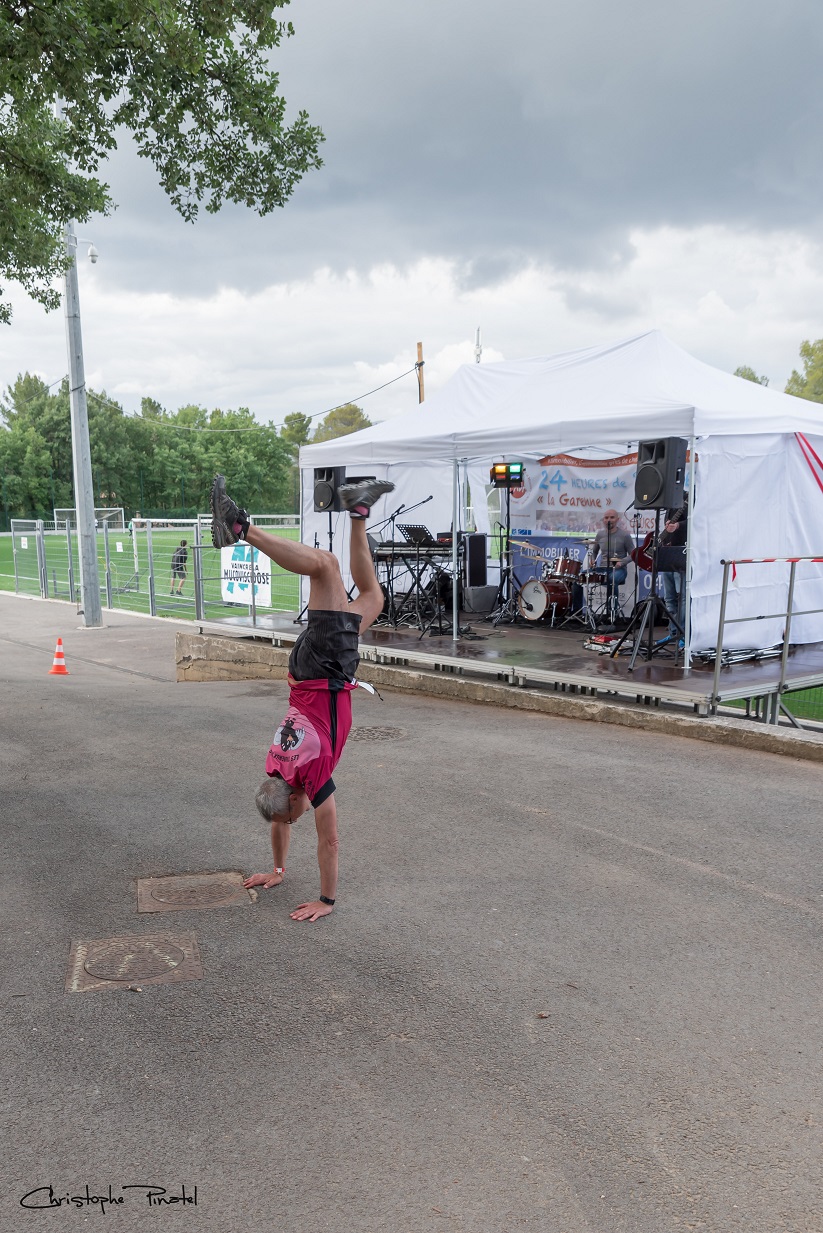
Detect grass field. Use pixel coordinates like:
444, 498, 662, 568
0, 527, 301, 619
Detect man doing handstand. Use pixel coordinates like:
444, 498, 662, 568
210, 473, 394, 922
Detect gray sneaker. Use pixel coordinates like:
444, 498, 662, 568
210, 475, 249, 548
337, 479, 395, 519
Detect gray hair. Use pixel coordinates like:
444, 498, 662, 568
255, 776, 292, 822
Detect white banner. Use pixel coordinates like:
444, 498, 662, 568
220, 544, 272, 606
506, 452, 659, 537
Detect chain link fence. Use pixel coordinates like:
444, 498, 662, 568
1, 515, 301, 624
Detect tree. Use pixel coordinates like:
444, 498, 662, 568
311, 404, 372, 444
734, 365, 768, 386
0, 2, 324, 323
280, 412, 312, 449
0, 373, 298, 517
785, 340, 823, 403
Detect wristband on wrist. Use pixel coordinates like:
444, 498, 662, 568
319, 895, 335, 906
274, 867, 285, 875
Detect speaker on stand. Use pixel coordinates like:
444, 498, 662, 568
313, 467, 346, 513
634, 437, 687, 510
609, 437, 688, 669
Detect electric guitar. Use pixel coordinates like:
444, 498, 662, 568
630, 505, 687, 571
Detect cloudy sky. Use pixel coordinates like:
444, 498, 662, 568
3, 0, 823, 426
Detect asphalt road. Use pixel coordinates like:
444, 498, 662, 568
2, 594, 822, 1233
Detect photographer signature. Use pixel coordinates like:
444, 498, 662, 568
20, 1184, 197, 1213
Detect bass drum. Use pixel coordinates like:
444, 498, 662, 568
517, 578, 573, 622
517, 578, 550, 621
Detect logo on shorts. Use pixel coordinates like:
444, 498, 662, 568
276, 717, 305, 752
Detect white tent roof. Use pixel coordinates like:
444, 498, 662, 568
301, 330, 823, 466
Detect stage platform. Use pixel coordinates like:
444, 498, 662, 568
198, 610, 823, 719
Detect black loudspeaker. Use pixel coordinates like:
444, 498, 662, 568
463, 533, 488, 587
313, 467, 345, 512
634, 438, 687, 509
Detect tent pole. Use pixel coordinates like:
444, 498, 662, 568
683, 434, 697, 669
452, 458, 459, 641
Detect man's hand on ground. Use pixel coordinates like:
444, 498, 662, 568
290, 900, 333, 922
243, 871, 284, 890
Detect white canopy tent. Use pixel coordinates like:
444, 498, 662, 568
300, 331, 823, 653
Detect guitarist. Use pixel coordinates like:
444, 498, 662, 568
659, 504, 688, 642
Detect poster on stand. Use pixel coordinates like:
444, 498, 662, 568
220, 544, 272, 606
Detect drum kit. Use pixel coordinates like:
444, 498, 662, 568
511, 541, 623, 628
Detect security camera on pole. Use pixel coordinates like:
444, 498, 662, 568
63, 220, 103, 627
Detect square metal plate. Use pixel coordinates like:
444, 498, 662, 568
65, 931, 203, 994
136, 871, 256, 914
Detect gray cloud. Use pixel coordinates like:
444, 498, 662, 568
91, 0, 823, 298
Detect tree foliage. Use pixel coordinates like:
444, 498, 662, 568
280, 411, 312, 449
311, 403, 371, 443
0, 373, 296, 522
734, 365, 768, 386
785, 339, 823, 403
0, 1, 324, 323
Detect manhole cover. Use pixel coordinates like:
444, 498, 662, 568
84, 939, 185, 981
151, 879, 239, 906
137, 871, 255, 914
348, 726, 407, 741
66, 932, 202, 994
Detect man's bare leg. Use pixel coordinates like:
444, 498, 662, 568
346, 519, 384, 631
244, 524, 348, 612
211, 474, 392, 617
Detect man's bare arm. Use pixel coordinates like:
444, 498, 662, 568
243, 818, 291, 890
290, 795, 338, 922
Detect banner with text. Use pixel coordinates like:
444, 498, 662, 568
220, 544, 272, 607
506, 453, 659, 538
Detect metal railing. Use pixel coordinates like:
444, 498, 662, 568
711, 554, 823, 724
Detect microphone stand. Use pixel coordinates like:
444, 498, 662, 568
369, 502, 406, 625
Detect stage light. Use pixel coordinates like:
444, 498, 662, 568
490, 461, 524, 488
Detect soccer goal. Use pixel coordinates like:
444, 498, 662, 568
54, 506, 126, 530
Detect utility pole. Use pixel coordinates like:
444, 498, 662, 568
475, 327, 482, 364
64, 220, 103, 626
416, 341, 425, 403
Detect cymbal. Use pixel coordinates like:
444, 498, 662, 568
509, 538, 537, 548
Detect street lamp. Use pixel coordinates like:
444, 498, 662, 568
63, 221, 103, 627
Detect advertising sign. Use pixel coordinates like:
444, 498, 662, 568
220, 544, 272, 607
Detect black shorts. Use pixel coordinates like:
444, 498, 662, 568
288, 608, 361, 685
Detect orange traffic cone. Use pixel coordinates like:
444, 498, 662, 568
49, 637, 69, 676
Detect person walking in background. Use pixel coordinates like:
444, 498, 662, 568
170, 539, 188, 594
